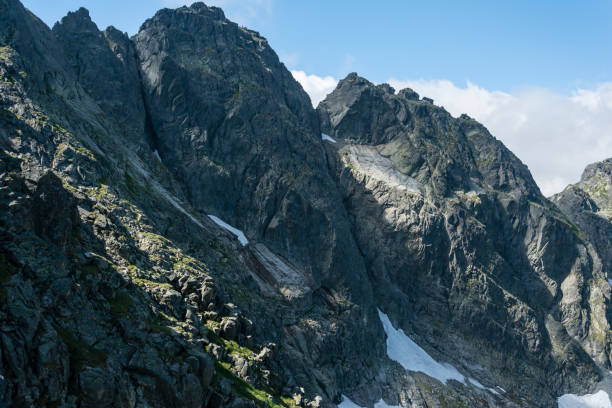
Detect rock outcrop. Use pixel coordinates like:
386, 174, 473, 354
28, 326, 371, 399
0, 1, 610, 407
318, 73, 611, 406
552, 159, 612, 274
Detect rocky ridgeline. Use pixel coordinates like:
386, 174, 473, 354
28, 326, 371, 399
317, 74, 611, 406
552, 159, 612, 274
0, 1, 611, 407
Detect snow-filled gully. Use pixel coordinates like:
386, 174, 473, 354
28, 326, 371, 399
207, 214, 249, 246
379, 308, 609, 407
377, 309, 500, 394
337, 309, 612, 408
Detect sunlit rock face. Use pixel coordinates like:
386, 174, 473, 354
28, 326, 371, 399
552, 158, 612, 274
0, 0, 611, 407
318, 73, 611, 406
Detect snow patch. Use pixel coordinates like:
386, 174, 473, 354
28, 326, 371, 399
378, 309, 464, 384
153, 150, 162, 162
337, 395, 400, 408
558, 390, 612, 408
322, 133, 337, 143
345, 145, 422, 194
207, 215, 248, 246
465, 377, 499, 394
468, 377, 486, 389
378, 309, 499, 395
374, 399, 401, 408
338, 395, 362, 408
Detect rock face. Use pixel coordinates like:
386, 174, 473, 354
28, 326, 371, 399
0, 1, 611, 407
132, 6, 393, 402
552, 159, 612, 273
318, 74, 611, 406
132, 5, 369, 300
52, 7, 148, 147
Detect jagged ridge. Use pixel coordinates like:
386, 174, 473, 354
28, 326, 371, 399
0, 1, 611, 407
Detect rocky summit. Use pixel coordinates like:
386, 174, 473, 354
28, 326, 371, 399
0, 1, 611, 407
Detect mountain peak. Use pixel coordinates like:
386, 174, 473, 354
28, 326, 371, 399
188, 1, 225, 16
582, 157, 612, 182
398, 87, 420, 100
142, 0, 226, 31
337, 72, 373, 90
53, 7, 98, 33
377, 83, 395, 94
2, 1, 611, 407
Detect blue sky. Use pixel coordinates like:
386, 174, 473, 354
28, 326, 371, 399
19, 0, 612, 195
21, 0, 612, 92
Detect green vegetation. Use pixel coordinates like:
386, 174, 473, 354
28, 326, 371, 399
147, 320, 173, 335
73, 145, 96, 160
146, 310, 193, 339
172, 253, 205, 274
55, 326, 108, 371
87, 184, 110, 203
160, 311, 178, 323
225, 338, 255, 359
212, 332, 255, 359
0, 46, 13, 60
214, 361, 297, 408
206, 320, 287, 408
123, 172, 138, 196
133, 276, 172, 290
141, 231, 171, 245
50, 121, 69, 135
345, 159, 355, 171
584, 174, 611, 200
205, 319, 254, 358
54, 141, 96, 161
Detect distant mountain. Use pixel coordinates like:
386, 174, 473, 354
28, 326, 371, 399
0, 1, 610, 407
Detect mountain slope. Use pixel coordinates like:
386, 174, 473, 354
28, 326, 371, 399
552, 158, 612, 274
0, 1, 610, 407
318, 74, 611, 406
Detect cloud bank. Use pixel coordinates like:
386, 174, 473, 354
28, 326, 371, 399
292, 72, 612, 196
290, 70, 338, 107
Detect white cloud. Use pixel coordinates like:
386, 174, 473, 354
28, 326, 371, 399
292, 71, 612, 196
291, 70, 338, 107
572, 83, 612, 111
388, 79, 514, 120
389, 79, 612, 196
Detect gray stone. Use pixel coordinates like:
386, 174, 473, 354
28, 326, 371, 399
0, 1, 609, 407
79, 368, 115, 408
221, 317, 239, 341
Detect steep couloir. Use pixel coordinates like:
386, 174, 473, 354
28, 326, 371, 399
0, 1, 610, 407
